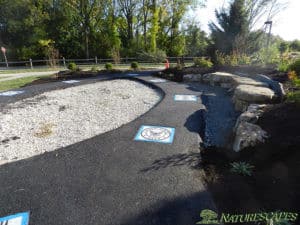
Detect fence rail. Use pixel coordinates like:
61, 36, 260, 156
0, 56, 196, 70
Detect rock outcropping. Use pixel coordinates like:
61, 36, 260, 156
183, 72, 284, 151
233, 104, 268, 152
184, 72, 282, 111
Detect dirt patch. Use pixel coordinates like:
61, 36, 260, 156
34, 123, 56, 138
200, 102, 300, 224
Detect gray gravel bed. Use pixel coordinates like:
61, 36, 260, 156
0, 79, 160, 163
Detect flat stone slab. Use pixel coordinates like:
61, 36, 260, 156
134, 125, 175, 144
203, 72, 235, 84
202, 72, 268, 88
232, 76, 268, 87
183, 74, 202, 82
62, 80, 80, 84
149, 78, 167, 83
0, 90, 25, 96
174, 94, 198, 102
234, 85, 275, 103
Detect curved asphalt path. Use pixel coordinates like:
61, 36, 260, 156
0, 72, 237, 225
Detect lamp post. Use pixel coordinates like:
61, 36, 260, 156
264, 21, 273, 62
264, 21, 273, 50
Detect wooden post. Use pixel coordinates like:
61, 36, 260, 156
29, 59, 33, 69
1, 47, 8, 67
4, 54, 8, 68
95, 56, 98, 64
63, 57, 66, 68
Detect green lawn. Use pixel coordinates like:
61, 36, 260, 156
0, 75, 52, 91
0, 68, 61, 74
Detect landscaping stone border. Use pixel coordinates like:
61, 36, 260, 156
183, 72, 285, 152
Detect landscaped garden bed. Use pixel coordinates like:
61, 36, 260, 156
201, 102, 300, 224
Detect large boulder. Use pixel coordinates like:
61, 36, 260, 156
233, 85, 275, 111
234, 104, 266, 127
202, 72, 235, 87
252, 74, 286, 100
183, 74, 202, 82
233, 104, 269, 152
232, 76, 269, 88
233, 121, 268, 152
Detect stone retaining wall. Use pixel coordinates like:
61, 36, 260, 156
183, 72, 285, 151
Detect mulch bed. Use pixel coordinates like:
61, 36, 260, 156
25, 70, 127, 86
194, 66, 300, 224
200, 102, 300, 224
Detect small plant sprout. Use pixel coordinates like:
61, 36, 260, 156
230, 161, 254, 176
267, 218, 292, 225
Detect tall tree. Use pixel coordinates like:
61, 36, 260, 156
210, 0, 249, 54
185, 24, 208, 56
140, 0, 151, 49
118, 0, 138, 47
210, 0, 286, 55
65, 0, 106, 59
149, 0, 159, 52
0, 0, 52, 59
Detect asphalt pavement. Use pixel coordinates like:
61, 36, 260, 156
0, 73, 237, 225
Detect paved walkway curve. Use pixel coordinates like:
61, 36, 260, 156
0, 72, 236, 225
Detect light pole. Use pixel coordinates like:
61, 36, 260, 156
264, 21, 273, 63
264, 21, 273, 50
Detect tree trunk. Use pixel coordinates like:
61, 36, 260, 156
85, 29, 89, 59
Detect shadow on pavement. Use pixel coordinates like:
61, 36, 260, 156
120, 191, 216, 225
140, 152, 201, 172
184, 110, 205, 134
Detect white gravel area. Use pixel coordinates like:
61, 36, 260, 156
0, 80, 160, 164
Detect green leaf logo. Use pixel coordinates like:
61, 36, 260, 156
196, 209, 220, 224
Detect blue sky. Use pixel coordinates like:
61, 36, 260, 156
192, 0, 300, 41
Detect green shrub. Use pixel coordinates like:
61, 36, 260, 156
215, 51, 226, 66
216, 51, 251, 66
175, 63, 183, 70
193, 57, 213, 68
237, 54, 251, 65
215, 51, 238, 66
225, 54, 238, 66
230, 162, 254, 176
256, 46, 280, 65
105, 63, 113, 70
131, 61, 139, 70
289, 59, 300, 77
287, 91, 300, 104
278, 61, 290, 72
91, 66, 98, 72
137, 49, 167, 63
68, 62, 77, 71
